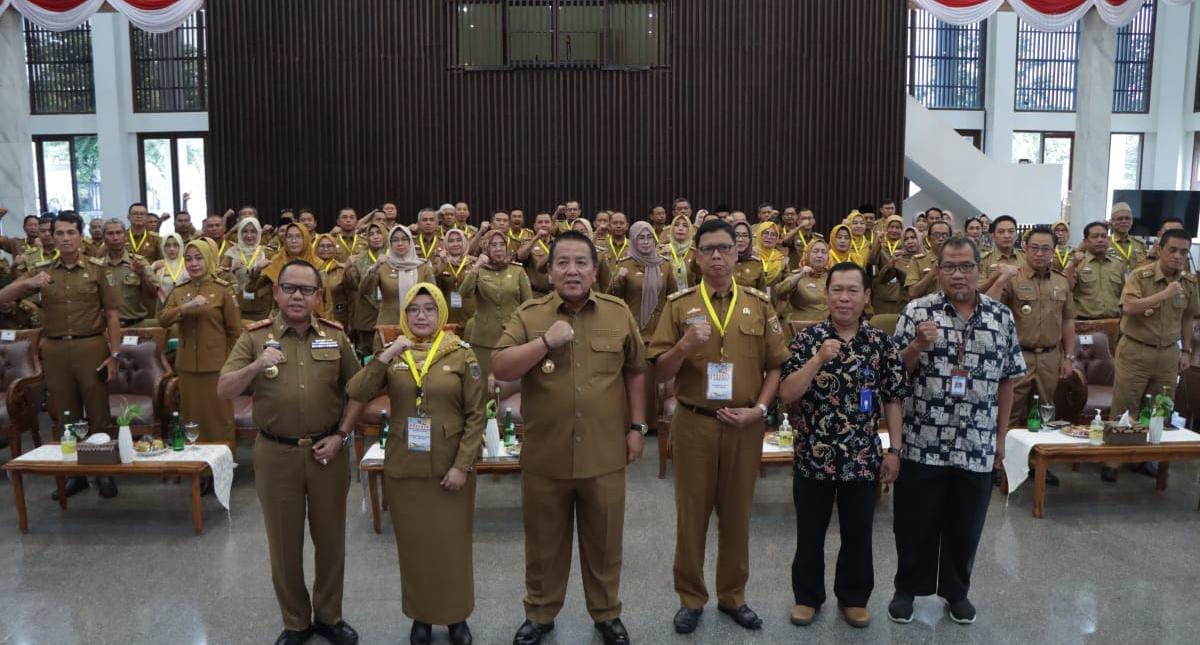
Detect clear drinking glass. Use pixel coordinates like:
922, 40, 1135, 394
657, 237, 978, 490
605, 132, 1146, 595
1039, 403, 1056, 428
72, 420, 89, 442
184, 422, 200, 449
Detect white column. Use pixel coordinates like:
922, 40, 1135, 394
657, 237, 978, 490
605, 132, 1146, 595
1143, 1, 1193, 189
90, 13, 139, 222
0, 11, 37, 219
983, 13, 1018, 163
1068, 10, 1116, 236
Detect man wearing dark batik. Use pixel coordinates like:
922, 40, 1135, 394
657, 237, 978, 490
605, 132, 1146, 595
780, 262, 908, 630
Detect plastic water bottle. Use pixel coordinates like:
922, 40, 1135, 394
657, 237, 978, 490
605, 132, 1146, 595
1088, 409, 1104, 446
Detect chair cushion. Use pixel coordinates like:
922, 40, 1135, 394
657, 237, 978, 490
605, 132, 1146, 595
109, 395, 156, 426
108, 341, 164, 395
0, 392, 9, 426
233, 396, 255, 429
0, 338, 35, 391
1083, 385, 1113, 420
1073, 333, 1115, 387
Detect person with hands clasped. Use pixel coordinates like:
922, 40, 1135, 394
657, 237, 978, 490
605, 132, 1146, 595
346, 282, 483, 645
779, 262, 908, 629
649, 219, 790, 635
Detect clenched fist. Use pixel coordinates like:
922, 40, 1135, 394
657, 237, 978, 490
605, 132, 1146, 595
543, 320, 575, 349
680, 319, 712, 352
256, 346, 285, 371
815, 338, 842, 365
914, 320, 938, 350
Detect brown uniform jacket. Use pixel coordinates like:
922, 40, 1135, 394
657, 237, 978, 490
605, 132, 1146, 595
159, 276, 241, 372
1000, 265, 1075, 349
869, 240, 908, 305
1107, 234, 1148, 274
359, 262, 437, 328
34, 255, 121, 337
523, 239, 554, 295
433, 254, 476, 326
1071, 252, 1125, 319
980, 248, 1025, 283
220, 315, 360, 436
101, 252, 156, 320
346, 341, 484, 478
496, 291, 646, 479
608, 255, 678, 336
461, 262, 532, 349
734, 257, 767, 292
124, 229, 162, 263
1119, 263, 1200, 347
904, 252, 941, 296
347, 250, 383, 332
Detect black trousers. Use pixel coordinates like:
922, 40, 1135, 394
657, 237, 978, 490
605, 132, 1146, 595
892, 460, 992, 602
791, 475, 877, 608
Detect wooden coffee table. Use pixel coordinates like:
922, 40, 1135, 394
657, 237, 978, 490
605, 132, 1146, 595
3, 447, 216, 534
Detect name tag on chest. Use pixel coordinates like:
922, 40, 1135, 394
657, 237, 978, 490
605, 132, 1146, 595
407, 416, 432, 452
311, 339, 339, 350
450, 290, 463, 309
242, 290, 255, 301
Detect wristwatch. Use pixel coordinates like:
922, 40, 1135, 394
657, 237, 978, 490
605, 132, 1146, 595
887, 447, 901, 456
336, 429, 352, 446
629, 423, 648, 436
756, 403, 769, 419
109, 351, 121, 360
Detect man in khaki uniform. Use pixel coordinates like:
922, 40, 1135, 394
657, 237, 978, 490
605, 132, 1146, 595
1063, 222, 1125, 320
0, 211, 122, 498
0, 208, 41, 257
650, 219, 789, 635
327, 207, 366, 263
1107, 202, 1148, 274
990, 228, 1076, 429
1105, 229, 1199, 481
905, 220, 951, 299
978, 215, 1024, 294
516, 213, 556, 298
124, 202, 162, 263
100, 219, 158, 327
492, 231, 647, 645
218, 259, 364, 645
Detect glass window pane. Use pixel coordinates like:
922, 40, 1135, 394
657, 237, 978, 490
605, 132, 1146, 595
1044, 136, 1072, 199
31, 141, 41, 211
74, 135, 101, 218
457, 2, 503, 67
1108, 133, 1141, 207
1012, 132, 1042, 164
142, 138, 175, 215
176, 137, 207, 222
40, 140, 75, 213
906, 9, 985, 110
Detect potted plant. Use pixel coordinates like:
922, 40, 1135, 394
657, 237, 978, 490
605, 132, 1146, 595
116, 399, 142, 463
1148, 385, 1174, 444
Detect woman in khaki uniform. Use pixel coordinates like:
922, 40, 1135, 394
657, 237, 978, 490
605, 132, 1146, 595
732, 220, 766, 291
754, 221, 788, 288
151, 233, 187, 318
261, 222, 322, 315
158, 238, 241, 450
660, 213, 696, 291
360, 225, 436, 349
775, 237, 831, 325
221, 217, 274, 326
433, 228, 475, 328
347, 222, 388, 355
869, 215, 910, 315
461, 228, 531, 378
315, 234, 352, 328
345, 283, 483, 645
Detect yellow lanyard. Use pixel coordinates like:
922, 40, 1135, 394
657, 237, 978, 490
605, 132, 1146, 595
829, 249, 848, 264
885, 239, 901, 255
537, 239, 550, 255
652, 228, 662, 244
128, 230, 149, 254
321, 259, 337, 272
609, 237, 628, 259
338, 234, 358, 254
924, 237, 932, 250
668, 242, 688, 268
418, 235, 437, 259
40, 248, 61, 263
796, 230, 809, 251
239, 246, 262, 269
218, 240, 228, 256
402, 330, 445, 410
1055, 247, 1070, 268
164, 257, 184, 284
699, 279, 738, 359
448, 255, 468, 279
851, 237, 867, 256
368, 248, 379, 264
1110, 235, 1132, 262
508, 229, 521, 243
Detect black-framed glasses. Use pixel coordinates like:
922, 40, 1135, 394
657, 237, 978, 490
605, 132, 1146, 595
405, 305, 439, 318
697, 243, 735, 256
279, 283, 319, 296
939, 262, 978, 275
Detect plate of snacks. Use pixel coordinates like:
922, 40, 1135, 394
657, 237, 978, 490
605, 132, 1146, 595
1060, 425, 1090, 439
764, 432, 781, 446
134, 437, 169, 457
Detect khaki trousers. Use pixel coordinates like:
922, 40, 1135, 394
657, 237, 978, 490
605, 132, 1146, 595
41, 335, 112, 431
1111, 337, 1180, 421
1010, 347, 1061, 427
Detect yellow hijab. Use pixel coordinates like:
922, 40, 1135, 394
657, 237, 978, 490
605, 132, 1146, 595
396, 282, 463, 368
184, 237, 221, 281
828, 224, 861, 267
262, 222, 320, 283
754, 221, 785, 283
313, 233, 341, 273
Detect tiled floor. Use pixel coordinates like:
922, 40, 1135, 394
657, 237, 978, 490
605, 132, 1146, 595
1, 437, 1198, 644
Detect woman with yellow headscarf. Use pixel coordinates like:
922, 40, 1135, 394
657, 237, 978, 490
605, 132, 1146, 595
221, 217, 275, 326
345, 282, 483, 645
776, 237, 831, 325
315, 233, 353, 328
151, 232, 187, 314
828, 223, 863, 267
755, 220, 787, 285
158, 238, 242, 456
844, 211, 872, 267
661, 212, 696, 290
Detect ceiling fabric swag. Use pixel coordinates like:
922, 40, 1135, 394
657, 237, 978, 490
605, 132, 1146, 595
3, 0, 201, 32
914, 0, 1193, 31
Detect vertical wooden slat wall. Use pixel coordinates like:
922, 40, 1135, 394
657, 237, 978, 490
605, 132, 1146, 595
208, 0, 905, 233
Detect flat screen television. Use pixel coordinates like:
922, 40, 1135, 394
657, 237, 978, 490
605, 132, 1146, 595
1111, 190, 1200, 238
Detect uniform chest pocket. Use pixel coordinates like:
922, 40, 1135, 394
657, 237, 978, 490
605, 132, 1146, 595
590, 335, 624, 375
1015, 284, 1038, 302
122, 273, 141, 287
1107, 272, 1124, 287
311, 347, 341, 362
739, 319, 764, 336
1078, 268, 1097, 284
1051, 287, 1066, 302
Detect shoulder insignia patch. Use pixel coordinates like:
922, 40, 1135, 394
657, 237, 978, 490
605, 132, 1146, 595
668, 285, 698, 301
246, 318, 273, 331
743, 286, 770, 302
768, 315, 782, 334
317, 317, 344, 331
468, 361, 481, 381
1139, 268, 1154, 279
88, 256, 106, 266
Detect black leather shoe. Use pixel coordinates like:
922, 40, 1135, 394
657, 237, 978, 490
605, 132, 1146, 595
718, 604, 763, 630
97, 477, 118, 498
312, 620, 358, 645
594, 618, 630, 645
1132, 461, 1159, 478
673, 607, 702, 634
1101, 466, 1119, 482
512, 619, 554, 645
274, 628, 312, 645
410, 621, 432, 645
51, 476, 89, 501
448, 621, 472, 645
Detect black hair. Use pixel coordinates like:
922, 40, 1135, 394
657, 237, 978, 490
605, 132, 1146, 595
694, 218, 736, 246
1025, 226, 1055, 245
715, 204, 731, 213
127, 202, 146, 214
22, 214, 39, 227
672, 197, 690, 208
858, 203, 876, 215
825, 261, 869, 290
925, 207, 943, 217
548, 230, 598, 267
1160, 228, 1192, 245
277, 259, 323, 286
757, 202, 774, 212
915, 213, 928, 221
53, 211, 84, 233
880, 199, 896, 207
1082, 221, 1109, 238
1158, 217, 1185, 234
990, 215, 1017, 234
938, 234, 981, 264
298, 208, 315, 217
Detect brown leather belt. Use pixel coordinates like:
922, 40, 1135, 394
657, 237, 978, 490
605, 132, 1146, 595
1021, 346, 1058, 354
259, 426, 337, 447
46, 332, 102, 341
1123, 336, 1178, 350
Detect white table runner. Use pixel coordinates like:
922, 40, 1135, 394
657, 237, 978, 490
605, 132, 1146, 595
1003, 428, 1200, 493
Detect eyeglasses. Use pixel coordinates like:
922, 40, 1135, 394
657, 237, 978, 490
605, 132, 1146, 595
697, 243, 735, 256
734, 232, 751, 240
279, 283, 319, 296
939, 262, 978, 275
405, 305, 439, 317
929, 231, 950, 240
1025, 244, 1053, 254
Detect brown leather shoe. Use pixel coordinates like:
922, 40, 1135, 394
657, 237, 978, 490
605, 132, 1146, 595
789, 604, 816, 626
841, 605, 871, 628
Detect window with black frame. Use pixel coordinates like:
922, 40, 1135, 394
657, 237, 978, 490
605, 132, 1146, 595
906, 9, 986, 110
23, 20, 95, 115
1112, 0, 1155, 114
1015, 19, 1079, 112
454, 0, 663, 69
131, 9, 208, 112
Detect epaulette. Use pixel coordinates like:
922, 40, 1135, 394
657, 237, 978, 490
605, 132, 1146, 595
318, 317, 344, 331
593, 292, 627, 306
88, 256, 106, 266
913, 253, 927, 260
214, 277, 231, 287
246, 318, 273, 331
510, 261, 523, 267
743, 254, 761, 262
1183, 273, 1197, 284
743, 286, 770, 302
458, 340, 472, 349
518, 292, 556, 309
668, 285, 698, 301
1138, 267, 1154, 279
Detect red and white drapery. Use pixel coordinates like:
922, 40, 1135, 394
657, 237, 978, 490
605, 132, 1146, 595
914, 0, 1195, 31
0, 0, 202, 33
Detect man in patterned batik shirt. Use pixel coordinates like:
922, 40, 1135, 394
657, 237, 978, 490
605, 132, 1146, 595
887, 235, 1025, 627
780, 262, 908, 629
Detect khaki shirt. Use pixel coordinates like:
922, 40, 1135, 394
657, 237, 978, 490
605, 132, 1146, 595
660, 243, 696, 290
609, 256, 678, 336
414, 234, 442, 262
648, 283, 790, 408
980, 248, 1025, 283
220, 315, 360, 436
870, 241, 909, 304
434, 254, 477, 326
1072, 252, 1125, 319
461, 263, 532, 348
359, 262, 437, 328
159, 276, 241, 372
34, 255, 121, 337
496, 291, 647, 479
904, 252, 941, 295
319, 261, 352, 326
328, 232, 366, 264
523, 239, 554, 295
346, 341, 484, 478
786, 230, 822, 268
1000, 265, 1074, 349
102, 253, 154, 320
347, 252, 382, 332
734, 257, 767, 292
1119, 263, 1200, 348
1107, 234, 1148, 273
776, 270, 828, 323
124, 229, 161, 263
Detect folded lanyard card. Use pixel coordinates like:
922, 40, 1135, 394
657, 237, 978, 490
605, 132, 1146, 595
407, 416, 432, 452
707, 361, 734, 401
449, 290, 463, 309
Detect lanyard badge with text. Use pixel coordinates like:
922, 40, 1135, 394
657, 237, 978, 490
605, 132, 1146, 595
401, 330, 445, 452
947, 313, 975, 399
699, 279, 738, 400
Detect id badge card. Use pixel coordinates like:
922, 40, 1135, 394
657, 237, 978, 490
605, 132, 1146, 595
375, 287, 383, 302
950, 369, 968, 399
242, 289, 255, 301
407, 416, 432, 452
449, 290, 463, 309
859, 388, 874, 414
706, 362, 734, 401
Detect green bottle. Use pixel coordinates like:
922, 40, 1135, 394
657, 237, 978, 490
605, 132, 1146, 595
503, 408, 515, 446
171, 412, 185, 451
1138, 394, 1153, 425
379, 411, 390, 449
1027, 394, 1042, 431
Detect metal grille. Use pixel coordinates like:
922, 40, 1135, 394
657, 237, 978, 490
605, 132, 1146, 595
906, 9, 985, 110
22, 20, 96, 115
1113, 0, 1155, 114
1014, 19, 1078, 112
131, 9, 208, 112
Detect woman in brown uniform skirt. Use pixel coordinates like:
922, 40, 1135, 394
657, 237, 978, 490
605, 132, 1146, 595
775, 237, 831, 326
360, 225, 436, 350
460, 228, 531, 379
345, 283, 483, 645
315, 233, 353, 328
158, 238, 241, 452
221, 217, 274, 326
433, 228, 475, 328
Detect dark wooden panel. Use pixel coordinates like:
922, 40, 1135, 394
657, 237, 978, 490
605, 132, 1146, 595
208, 0, 905, 232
